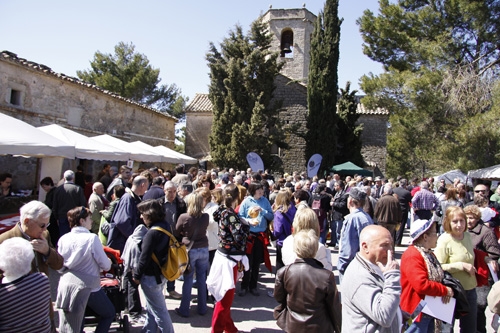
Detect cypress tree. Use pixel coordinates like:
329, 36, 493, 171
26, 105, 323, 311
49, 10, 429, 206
306, 0, 342, 176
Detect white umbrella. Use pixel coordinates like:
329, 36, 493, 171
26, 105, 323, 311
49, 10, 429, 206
0, 113, 75, 158
154, 145, 197, 164
92, 134, 163, 163
130, 141, 180, 164
38, 124, 130, 161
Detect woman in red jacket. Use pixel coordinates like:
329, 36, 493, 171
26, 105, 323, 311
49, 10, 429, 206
400, 219, 454, 332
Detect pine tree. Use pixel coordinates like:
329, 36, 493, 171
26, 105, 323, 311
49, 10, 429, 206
306, 0, 342, 176
336, 82, 364, 166
206, 19, 284, 170
77, 42, 184, 118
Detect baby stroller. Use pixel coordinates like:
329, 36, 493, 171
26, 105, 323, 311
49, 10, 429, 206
84, 246, 130, 332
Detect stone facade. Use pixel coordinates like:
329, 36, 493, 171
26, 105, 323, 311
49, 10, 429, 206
0, 51, 177, 190
184, 94, 213, 160
262, 8, 316, 83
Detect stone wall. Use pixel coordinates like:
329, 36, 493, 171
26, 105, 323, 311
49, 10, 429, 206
357, 114, 388, 174
185, 112, 213, 159
0, 52, 177, 191
273, 74, 309, 173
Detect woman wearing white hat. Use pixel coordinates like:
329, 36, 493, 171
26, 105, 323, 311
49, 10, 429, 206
400, 219, 453, 332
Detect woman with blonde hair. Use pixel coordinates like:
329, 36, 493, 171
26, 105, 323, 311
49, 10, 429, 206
272, 190, 296, 271
435, 206, 477, 332
211, 188, 224, 206
281, 207, 332, 270
175, 192, 210, 317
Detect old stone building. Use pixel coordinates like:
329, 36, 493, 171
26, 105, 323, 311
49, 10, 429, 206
0, 51, 177, 190
185, 7, 388, 174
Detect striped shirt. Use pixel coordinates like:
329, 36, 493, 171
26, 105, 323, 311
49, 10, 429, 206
0, 272, 51, 333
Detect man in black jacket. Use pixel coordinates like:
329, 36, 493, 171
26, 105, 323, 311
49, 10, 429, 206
392, 179, 412, 246
329, 180, 349, 247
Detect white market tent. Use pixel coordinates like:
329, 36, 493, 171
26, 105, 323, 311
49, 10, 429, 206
154, 145, 197, 165
38, 124, 130, 161
468, 164, 500, 181
435, 169, 471, 186
92, 134, 163, 163
0, 113, 75, 158
130, 141, 179, 164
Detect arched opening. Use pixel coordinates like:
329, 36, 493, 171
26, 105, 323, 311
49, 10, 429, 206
280, 29, 294, 58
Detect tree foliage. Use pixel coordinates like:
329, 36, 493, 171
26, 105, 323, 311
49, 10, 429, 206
206, 19, 285, 170
336, 82, 364, 166
77, 42, 185, 119
358, 0, 500, 178
306, 0, 342, 176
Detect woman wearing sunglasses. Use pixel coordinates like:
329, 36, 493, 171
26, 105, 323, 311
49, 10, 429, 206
56, 206, 114, 333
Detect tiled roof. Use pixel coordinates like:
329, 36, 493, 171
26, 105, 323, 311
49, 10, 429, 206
0, 51, 176, 120
185, 93, 213, 112
185, 93, 389, 115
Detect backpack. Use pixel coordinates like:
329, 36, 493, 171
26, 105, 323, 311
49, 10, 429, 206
311, 195, 327, 231
151, 226, 189, 281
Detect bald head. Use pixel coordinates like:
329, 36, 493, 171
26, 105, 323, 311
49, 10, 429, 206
359, 225, 393, 265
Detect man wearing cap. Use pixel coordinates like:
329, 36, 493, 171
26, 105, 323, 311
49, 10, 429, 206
342, 225, 401, 333
411, 181, 440, 220
371, 177, 384, 199
338, 187, 374, 281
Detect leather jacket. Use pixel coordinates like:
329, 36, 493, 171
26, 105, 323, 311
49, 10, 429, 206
274, 258, 342, 332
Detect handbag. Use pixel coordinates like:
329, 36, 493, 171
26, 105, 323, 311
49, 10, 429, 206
273, 264, 292, 331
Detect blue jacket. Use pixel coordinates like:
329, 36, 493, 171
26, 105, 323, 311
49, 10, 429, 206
107, 190, 142, 253
238, 196, 273, 233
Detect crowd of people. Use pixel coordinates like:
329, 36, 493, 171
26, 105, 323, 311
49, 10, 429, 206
1, 164, 500, 333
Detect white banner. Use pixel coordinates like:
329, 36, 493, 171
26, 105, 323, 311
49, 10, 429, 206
307, 154, 323, 178
246, 152, 264, 172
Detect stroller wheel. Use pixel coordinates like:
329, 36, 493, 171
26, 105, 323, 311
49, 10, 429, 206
121, 314, 129, 333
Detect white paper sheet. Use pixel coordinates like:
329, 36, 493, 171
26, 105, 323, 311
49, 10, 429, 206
421, 295, 456, 324
488, 261, 499, 282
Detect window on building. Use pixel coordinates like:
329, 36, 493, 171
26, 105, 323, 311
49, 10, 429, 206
280, 29, 294, 58
10, 89, 22, 106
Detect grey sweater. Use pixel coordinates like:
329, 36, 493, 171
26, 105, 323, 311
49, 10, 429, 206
341, 254, 401, 333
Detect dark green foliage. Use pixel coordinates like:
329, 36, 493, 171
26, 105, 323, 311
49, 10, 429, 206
336, 82, 364, 166
358, 0, 500, 178
306, 0, 342, 176
77, 42, 185, 119
206, 19, 285, 170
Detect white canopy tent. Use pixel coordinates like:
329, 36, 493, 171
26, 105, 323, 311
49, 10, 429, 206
92, 134, 163, 163
154, 145, 197, 165
38, 124, 130, 161
435, 169, 472, 186
468, 164, 500, 181
130, 141, 180, 164
0, 113, 75, 158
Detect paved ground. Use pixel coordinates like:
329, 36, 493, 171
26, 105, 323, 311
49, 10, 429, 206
78, 229, 496, 333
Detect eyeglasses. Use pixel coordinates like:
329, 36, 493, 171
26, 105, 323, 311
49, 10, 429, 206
38, 222, 50, 229
475, 190, 487, 194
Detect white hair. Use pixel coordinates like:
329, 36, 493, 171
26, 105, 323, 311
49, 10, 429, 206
63, 170, 74, 181
383, 184, 393, 195
0, 238, 34, 278
92, 182, 103, 191
20, 201, 51, 223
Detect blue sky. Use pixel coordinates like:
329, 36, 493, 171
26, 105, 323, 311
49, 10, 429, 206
0, 0, 383, 102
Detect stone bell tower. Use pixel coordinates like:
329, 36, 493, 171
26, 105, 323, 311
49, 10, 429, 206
261, 6, 316, 83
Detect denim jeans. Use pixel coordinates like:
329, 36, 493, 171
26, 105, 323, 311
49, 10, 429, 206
330, 220, 343, 246
140, 274, 174, 333
85, 288, 116, 333
406, 313, 434, 333
178, 247, 209, 316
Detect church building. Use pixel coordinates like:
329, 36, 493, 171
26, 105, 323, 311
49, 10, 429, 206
185, 6, 388, 174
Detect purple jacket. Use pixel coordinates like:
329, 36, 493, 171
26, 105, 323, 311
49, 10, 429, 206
272, 205, 296, 247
